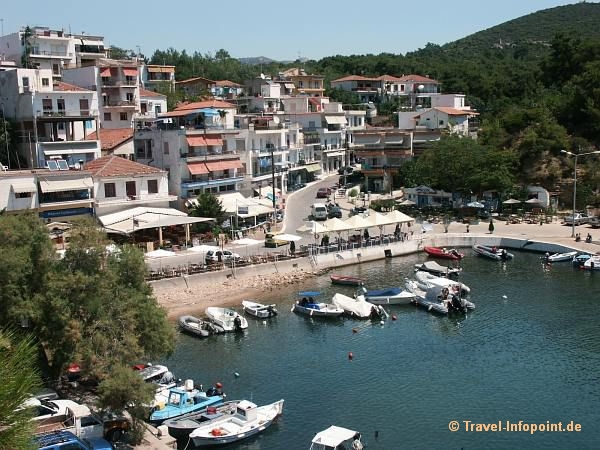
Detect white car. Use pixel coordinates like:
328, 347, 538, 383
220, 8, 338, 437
564, 213, 589, 226
205, 249, 241, 263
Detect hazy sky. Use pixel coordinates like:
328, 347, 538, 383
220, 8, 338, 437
0, 0, 581, 61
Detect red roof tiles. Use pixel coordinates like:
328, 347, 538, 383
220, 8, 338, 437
85, 128, 133, 151
84, 155, 162, 177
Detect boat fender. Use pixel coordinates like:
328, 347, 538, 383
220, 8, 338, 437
156, 401, 165, 410
348, 352, 354, 360
211, 428, 222, 436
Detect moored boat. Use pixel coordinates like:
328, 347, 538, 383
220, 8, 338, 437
423, 246, 464, 260
414, 271, 471, 296
546, 251, 578, 263
414, 260, 462, 277
406, 279, 475, 315
361, 286, 415, 305
149, 380, 224, 424
573, 253, 592, 267
164, 400, 240, 441
205, 307, 248, 332
241, 300, 278, 319
331, 292, 387, 319
188, 399, 284, 447
292, 292, 344, 318
582, 254, 600, 270
330, 274, 365, 286
473, 244, 514, 261
310, 425, 364, 450
179, 315, 224, 337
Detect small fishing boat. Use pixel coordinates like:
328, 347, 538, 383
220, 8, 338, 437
582, 254, 600, 270
361, 286, 416, 305
414, 271, 471, 296
331, 292, 387, 319
292, 292, 344, 318
573, 253, 592, 267
406, 279, 475, 315
188, 399, 284, 447
205, 307, 248, 332
310, 425, 364, 450
330, 274, 365, 286
149, 380, 224, 424
545, 251, 578, 263
414, 260, 462, 277
164, 400, 240, 441
423, 246, 464, 260
241, 300, 278, 319
473, 244, 514, 261
179, 315, 224, 337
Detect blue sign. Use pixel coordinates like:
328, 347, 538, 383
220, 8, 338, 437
41, 207, 93, 219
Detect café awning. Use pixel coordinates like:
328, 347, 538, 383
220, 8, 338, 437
325, 116, 347, 125
11, 180, 37, 193
122, 68, 138, 77
39, 177, 93, 193
303, 163, 321, 173
205, 160, 243, 171
187, 162, 209, 175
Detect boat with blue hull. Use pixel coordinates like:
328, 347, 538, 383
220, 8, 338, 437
292, 292, 344, 318
362, 286, 415, 305
149, 380, 224, 424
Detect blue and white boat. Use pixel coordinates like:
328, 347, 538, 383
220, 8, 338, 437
149, 380, 224, 424
292, 292, 344, 318
362, 286, 416, 305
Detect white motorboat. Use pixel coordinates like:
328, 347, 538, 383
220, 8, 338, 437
205, 307, 248, 332
414, 260, 462, 277
292, 292, 344, 318
414, 271, 471, 296
331, 292, 387, 319
310, 425, 364, 450
406, 279, 475, 315
188, 399, 284, 447
473, 244, 514, 261
545, 251, 578, 263
241, 300, 278, 319
179, 315, 224, 337
360, 286, 415, 305
583, 254, 600, 270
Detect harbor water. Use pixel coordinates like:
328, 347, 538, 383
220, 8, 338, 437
162, 251, 600, 449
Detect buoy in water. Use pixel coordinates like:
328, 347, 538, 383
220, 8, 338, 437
392, 315, 397, 321
380, 320, 385, 325
234, 372, 240, 378
502, 295, 507, 299
348, 352, 353, 361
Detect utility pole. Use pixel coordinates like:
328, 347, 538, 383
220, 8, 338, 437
271, 145, 276, 222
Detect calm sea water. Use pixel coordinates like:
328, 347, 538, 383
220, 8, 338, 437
162, 251, 600, 450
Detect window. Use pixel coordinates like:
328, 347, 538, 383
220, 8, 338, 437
104, 112, 112, 121
148, 179, 158, 194
16, 192, 32, 199
104, 183, 116, 198
126, 92, 134, 102
42, 99, 53, 114
163, 142, 169, 155
154, 104, 162, 114
22, 77, 29, 88
120, 112, 128, 121
126, 181, 136, 199
42, 78, 50, 87
52, 63, 60, 76
57, 99, 65, 114
79, 99, 89, 115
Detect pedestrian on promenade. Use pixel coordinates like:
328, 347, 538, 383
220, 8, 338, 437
489, 219, 495, 234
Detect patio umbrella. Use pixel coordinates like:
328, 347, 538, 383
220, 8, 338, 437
343, 214, 371, 230
398, 199, 416, 206
273, 233, 302, 242
525, 198, 542, 204
296, 221, 330, 235
467, 201, 485, 208
502, 198, 521, 205
230, 237, 263, 257
145, 249, 176, 258
323, 217, 352, 233
384, 210, 415, 224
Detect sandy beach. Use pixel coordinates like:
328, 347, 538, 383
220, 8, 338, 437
151, 217, 599, 320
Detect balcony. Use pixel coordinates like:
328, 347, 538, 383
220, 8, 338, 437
29, 50, 71, 59
101, 79, 138, 87
184, 152, 236, 162
102, 100, 137, 108
95, 193, 176, 206
36, 109, 98, 119
181, 175, 243, 190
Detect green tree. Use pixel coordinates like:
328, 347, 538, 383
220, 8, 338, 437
0, 329, 41, 450
188, 192, 223, 231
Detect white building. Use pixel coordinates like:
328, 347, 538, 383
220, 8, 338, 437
0, 68, 100, 168
84, 155, 176, 216
0, 171, 38, 212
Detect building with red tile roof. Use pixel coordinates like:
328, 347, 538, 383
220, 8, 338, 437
86, 128, 134, 157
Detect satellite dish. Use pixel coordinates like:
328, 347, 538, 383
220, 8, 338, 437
418, 84, 425, 91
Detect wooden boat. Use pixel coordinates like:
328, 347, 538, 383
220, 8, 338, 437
164, 400, 240, 441
310, 425, 364, 450
414, 260, 462, 278
205, 307, 248, 332
149, 380, 224, 424
179, 315, 224, 337
423, 246, 464, 260
188, 399, 284, 447
292, 292, 344, 318
330, 274, 365, 286
546, 251, 578, 263
472, 244, 514, 261
242, 300, 278, 319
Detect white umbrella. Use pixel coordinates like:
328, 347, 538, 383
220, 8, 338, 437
273, 233, 302, 242
502, 198, 521, 205
187, 244, 220, 253
145, 249, 176, 258
343, 214, 371, 230
525, 198, 541, 204
231, 238, 263, 246
296, 221, 330, 235
398, 199, 416, 206
384, 210, 415, 224
467, 201, 485, 208
323, 217, 352, 232
363, 211, 395, 227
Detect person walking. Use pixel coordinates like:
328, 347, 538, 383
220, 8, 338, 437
489, 219, 495, 234
289, 240, 296, 256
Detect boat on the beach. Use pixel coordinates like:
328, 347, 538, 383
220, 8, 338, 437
414, 260, 462, 278
179, 315, 224, 337
473, 244, 514, 261
164, 400, 240, 441
331, 292, 387, 319
330, 274, 365, 286
423, 246, 464, 260
545, 251, 578, 263
241, 300, 278, 319
414, 271, 471, 296
149, 380, 224, 424
310, 425, 364, 450
406, 279, 475, 315
188, 399, 284, 447
205, 307, 248, 332
361, 286, 416, 305
292, 292, 344, 318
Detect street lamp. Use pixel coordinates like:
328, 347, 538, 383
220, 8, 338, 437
561, 148, 600, 238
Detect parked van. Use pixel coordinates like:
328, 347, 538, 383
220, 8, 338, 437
311, 203, 328, 221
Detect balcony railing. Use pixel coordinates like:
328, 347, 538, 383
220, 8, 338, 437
36, 109, 98, 118
103, 100, 137, 108
30, 50, 71, 58
101, 79, 138, 87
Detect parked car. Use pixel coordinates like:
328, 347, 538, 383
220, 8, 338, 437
327, 205, 343, 219
35, 430, 113, 450
589, 216, 600, 228
337, 166, 354, 175
349, 206, 367, 216
564, 213, 589, 226
316, 187, 331, 198
205, 249, 241, 263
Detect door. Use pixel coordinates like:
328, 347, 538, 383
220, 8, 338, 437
126, 181, 136, 199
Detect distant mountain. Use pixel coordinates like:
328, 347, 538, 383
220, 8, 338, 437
238, 56, 277, 65
443, 2, 600, 55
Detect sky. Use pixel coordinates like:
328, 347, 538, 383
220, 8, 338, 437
0, 0, 584, 61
